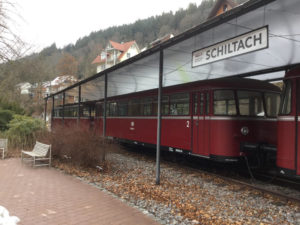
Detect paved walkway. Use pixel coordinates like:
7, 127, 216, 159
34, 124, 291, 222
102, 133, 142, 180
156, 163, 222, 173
0, 158, 159, 225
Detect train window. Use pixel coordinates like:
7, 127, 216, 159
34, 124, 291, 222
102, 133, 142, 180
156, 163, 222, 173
200, 94, 204, 115
59, 108, 64, 117
106, 103, 110, 116
109, 102, 117, 116
53, 108, 62, 117
162, 96, 169, 115
193, 94, 198, 115
153, 96, 169, 115
117, 101, 128, 116
237, 91, 264, 116
170, 93, 189, 115
73, 107, 79, 117
63, 108, 68, 117
95, 103, 103, 117
141, 98, 152, 116
264, 93, 280, 117
90, 106, 95, 117
206, 93, 210, 115
280, 81, 292, 115
128, 99, 140, 116
64, 106, 78, 117
213, 90, 236, 115
80, 105, 90, 117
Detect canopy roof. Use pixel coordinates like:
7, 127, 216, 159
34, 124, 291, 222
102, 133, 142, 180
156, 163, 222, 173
48, 0, 300, 103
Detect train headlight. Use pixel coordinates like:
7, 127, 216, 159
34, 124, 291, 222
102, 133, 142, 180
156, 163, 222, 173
241, 126, 249, 136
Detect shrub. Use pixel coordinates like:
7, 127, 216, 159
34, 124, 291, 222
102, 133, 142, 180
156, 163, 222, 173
6, 115, 46, 148
0, 109, 14, 131
0, 98, 25, 115
48, 125, 118, 169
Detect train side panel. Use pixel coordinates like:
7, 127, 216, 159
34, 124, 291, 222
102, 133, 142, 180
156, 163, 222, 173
63, 118, 77, 128
94, 117, 103, 136
277, 118, 296, 171
276, 67, 300, 177
51, 118, 63, 130
106, 117, 192, 150
210, 118, 277, 158
79, 118, 91, 131
161, 118, 192, 150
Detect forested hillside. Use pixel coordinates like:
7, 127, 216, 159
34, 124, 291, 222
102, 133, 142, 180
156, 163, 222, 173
0, 0, 247, 109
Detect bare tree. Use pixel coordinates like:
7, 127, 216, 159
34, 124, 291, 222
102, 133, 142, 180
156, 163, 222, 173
57, 53, 78, 76
0, 0, 25, 62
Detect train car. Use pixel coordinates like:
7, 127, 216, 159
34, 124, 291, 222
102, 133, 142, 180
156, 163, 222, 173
277, 66, 300, 178
52, 77, 281, 163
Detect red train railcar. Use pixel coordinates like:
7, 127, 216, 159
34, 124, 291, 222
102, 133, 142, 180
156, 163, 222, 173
277, 67, 300, 178
52, 77, 280, 163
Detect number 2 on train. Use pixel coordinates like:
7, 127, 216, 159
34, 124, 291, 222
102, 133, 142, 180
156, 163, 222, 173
186, 121, 190, 128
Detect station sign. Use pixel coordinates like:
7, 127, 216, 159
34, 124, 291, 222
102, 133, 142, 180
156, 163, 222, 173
192, 26, 268, 67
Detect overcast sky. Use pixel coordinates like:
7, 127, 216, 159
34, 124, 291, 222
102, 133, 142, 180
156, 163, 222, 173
12, 0, 199, 52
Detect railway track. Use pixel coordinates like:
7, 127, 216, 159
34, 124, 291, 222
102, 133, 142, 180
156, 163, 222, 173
184, 156, 300, 205
125, 145, 300, 205
203, 169, 300, 205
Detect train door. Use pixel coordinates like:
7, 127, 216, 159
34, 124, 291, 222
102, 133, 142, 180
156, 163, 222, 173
297, 80, 300, 175
192, 92, 210, 156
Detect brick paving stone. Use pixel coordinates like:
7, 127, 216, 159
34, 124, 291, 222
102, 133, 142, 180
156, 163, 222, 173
0, 159, 160, 225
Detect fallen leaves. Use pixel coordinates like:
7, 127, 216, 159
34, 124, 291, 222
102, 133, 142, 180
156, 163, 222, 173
52, 153, 300, 225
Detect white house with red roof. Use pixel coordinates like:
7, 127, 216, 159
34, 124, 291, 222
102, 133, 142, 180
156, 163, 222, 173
92, 40, 140, 73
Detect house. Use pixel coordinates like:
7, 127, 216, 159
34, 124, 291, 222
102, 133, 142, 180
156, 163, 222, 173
16, 82, 32, 95
44, 75, 78, 100
207, 0, 238, 19
92, 40, 140, 73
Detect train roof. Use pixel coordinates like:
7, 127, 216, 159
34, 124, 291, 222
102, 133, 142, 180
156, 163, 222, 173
102, 77, 281, 101
166, 77, 281, 92
285, 66, 300, 79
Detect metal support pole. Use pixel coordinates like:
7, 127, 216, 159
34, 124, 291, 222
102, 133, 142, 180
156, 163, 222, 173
62, 92, 65, 126
44, 96, 48, 123
52, 96, 55, 126
77, 86, 81, 126
103, 73, 108, 137
156, 50, 163, 185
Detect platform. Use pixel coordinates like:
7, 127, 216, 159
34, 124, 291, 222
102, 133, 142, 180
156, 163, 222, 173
0, 158, 159, 225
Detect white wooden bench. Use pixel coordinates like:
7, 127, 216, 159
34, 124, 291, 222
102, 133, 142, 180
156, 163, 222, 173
21, 141, 51, 167
0, 139, 8, 159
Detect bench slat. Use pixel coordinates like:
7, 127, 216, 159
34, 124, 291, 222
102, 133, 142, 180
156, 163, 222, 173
21, 141, 51, 167
32, 142, 50, 157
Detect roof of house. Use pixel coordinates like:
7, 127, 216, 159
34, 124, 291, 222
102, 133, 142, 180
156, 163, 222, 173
42, 75, 78, 88
92, 40, 138, 65
207, 0, 238, 19
109, 40, 136, 52
16, 82, 32, 88
91, 55, 106, 64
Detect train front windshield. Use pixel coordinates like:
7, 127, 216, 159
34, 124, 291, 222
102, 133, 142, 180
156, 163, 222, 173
279, 80, 292, 115
213, 90, 280, 117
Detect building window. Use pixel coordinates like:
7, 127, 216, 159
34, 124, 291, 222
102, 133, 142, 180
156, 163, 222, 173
127, 53, 131, 58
